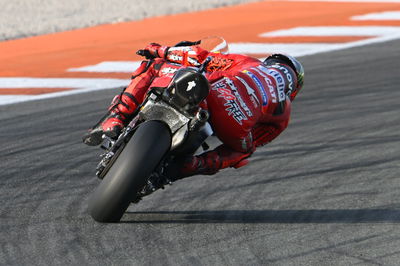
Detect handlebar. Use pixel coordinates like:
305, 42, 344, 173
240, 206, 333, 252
197, 56, 212, 74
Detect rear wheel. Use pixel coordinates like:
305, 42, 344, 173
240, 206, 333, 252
88, 120, 171, 223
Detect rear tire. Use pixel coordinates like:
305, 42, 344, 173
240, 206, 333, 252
88, 120, 171, 223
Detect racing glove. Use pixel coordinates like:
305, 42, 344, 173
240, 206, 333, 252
137, 43, 169, 59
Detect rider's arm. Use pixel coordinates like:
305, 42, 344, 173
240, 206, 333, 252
123, 59, 161, 104
141, 43, 209, 66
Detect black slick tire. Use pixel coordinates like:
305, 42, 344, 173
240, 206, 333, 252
88, 120, 171, 223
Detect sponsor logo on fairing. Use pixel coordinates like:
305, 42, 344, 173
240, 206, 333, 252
212, 79, 247, 125
242, 70, 268, 106
187, 57, 201, 66
168, 54, 184, 62
186, 81, 196, 91
167, 47, 201, 66
161, 67, 178, 75
167, 54, 200, 66
168, 47, 192, 52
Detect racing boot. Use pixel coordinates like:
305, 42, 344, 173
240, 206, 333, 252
165, 145, 253, 180
133, 145, 253, 202
83, 92, 138, 146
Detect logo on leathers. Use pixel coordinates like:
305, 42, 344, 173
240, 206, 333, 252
257, 65, 286, 102
251, 67, 278, 103
212, 79, 247, 125
226, 78, 252, 117
235, 75, 260, 108
242, 70, 268, 106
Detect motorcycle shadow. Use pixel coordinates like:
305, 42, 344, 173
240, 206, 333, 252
122, 209, 400, 224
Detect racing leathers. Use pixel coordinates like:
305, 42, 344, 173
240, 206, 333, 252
84, 43, 301, 180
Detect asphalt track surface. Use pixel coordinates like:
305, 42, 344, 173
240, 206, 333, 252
1, 39, 400, 265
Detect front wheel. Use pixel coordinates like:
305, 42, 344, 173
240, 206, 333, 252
88, 120, 171, 223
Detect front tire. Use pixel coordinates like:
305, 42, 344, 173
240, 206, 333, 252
88, 120, 171, 223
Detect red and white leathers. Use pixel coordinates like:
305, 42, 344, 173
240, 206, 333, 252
97, 44, 299, 179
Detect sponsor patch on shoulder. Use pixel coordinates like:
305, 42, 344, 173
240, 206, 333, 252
242, 70, 268, 106
235, 75, 260, 108
257, 65, 286, 102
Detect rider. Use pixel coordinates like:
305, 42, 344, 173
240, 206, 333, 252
84, 39, 304, 181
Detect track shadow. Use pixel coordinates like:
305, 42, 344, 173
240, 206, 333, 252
122, 209, 400, 224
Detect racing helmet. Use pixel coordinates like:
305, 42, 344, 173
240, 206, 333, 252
263, 54, 304, 101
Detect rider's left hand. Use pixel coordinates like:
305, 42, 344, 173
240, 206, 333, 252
137, 43, 169, 59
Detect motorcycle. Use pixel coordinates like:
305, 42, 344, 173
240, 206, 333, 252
87, 37, 227, 223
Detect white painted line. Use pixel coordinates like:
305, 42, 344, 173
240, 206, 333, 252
232, 26, 400, 57
352, 11, 400, 21
0, 95, 36, 105
230, 43, 343, 57
0, 77, 128, 89
260, 26, 400, 37
0, 78, 129, 105
68, 61, 141, 73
